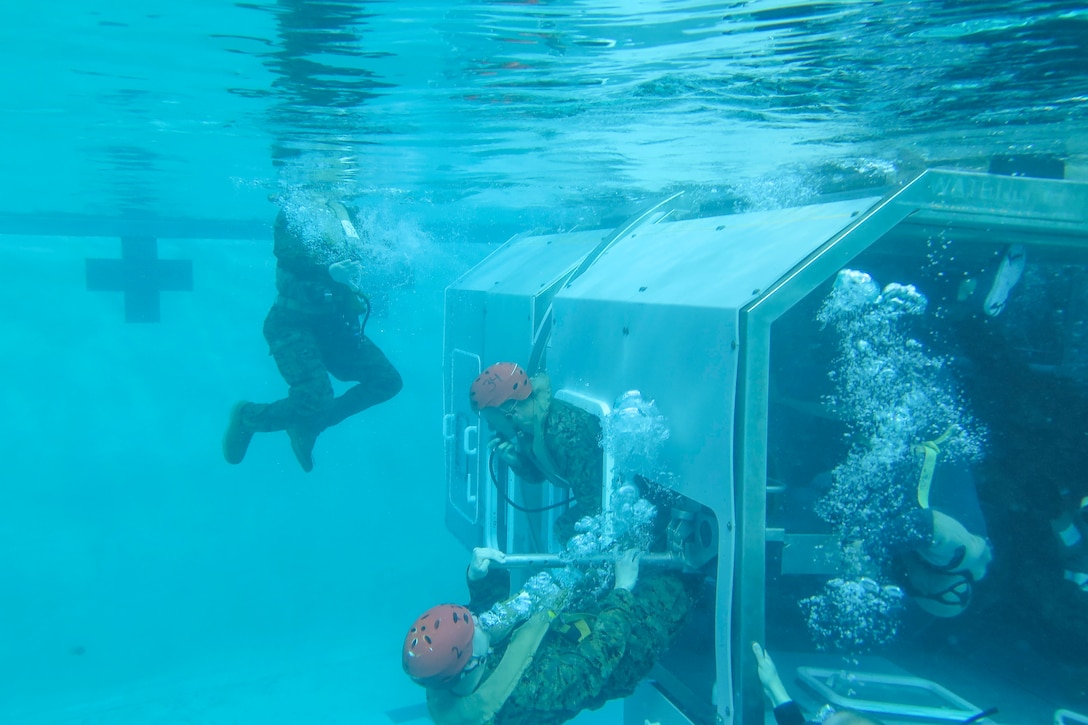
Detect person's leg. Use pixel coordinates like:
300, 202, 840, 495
223, 307, 334, 471
222, 400, 257, 465
255, 308, 336, 425
321, 332, 403, 428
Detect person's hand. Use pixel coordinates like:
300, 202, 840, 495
488, 437, 521, 468
751, 642, 791, 707
328, 260, 364, 292
614, 549, 641, 592
468, 547, 506, 581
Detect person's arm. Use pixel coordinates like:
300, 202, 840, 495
509, 551, 639, 710
752, 642, 791, 706
466, 547, 512, 613
490, 437, 547, 484
772, 701, 806, 725
752, 643, 806, 725
545, 402, 603, 503
509, 451, 546, 483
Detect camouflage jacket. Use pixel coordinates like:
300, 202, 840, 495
272, 208, 364, 312
508, 398, 603, 509
463, 569, 692, 725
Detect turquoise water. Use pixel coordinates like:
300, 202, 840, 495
2, 1, 1085, 224
2, 1, 1087, 723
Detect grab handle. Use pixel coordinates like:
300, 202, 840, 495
463, 425, 479, 457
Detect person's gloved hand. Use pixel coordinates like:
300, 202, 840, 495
469, 547, 506, 581
614, 549, 641, 591
751, 642, 791, 707
488, 437, 521, 468
328, 260, 364, 293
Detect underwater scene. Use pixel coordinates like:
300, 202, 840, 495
2, 1, 1087, 724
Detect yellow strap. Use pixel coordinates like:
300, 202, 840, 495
553, 614, 593, 643
570, 618, 592, 641
913, 426, 956, 509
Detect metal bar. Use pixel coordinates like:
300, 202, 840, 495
492, 552, 682, 569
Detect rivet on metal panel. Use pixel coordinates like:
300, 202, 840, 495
726, 521, 734, 531
730, 340, 737, 350
751, 288, 760, 295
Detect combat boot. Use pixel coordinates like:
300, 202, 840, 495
223, 401, 258, 464
286, 423, 320, 473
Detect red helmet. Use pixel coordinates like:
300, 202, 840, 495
469, 363, 532, 413
402, 603, 475, 688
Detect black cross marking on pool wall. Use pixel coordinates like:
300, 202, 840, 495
85, 237, 193, 323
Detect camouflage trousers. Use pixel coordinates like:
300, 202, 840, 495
242, 304, 402, 434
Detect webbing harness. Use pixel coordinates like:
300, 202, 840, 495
913, 425, 957, 510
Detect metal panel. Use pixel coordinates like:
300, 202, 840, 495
444, 348, 483, 545
444, 288, 534, 551
443, 287, 487, 550
547, 282, 741, 725
443, 230, 604, 552
901, 169, 1088, 234
549, 296, 736, 510
450, 228, 607, 296
563, 197, 881, 310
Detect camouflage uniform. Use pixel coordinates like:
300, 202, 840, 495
239, 208, 402, 440
445, 566, 695, 725
507, 399, 603, 542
